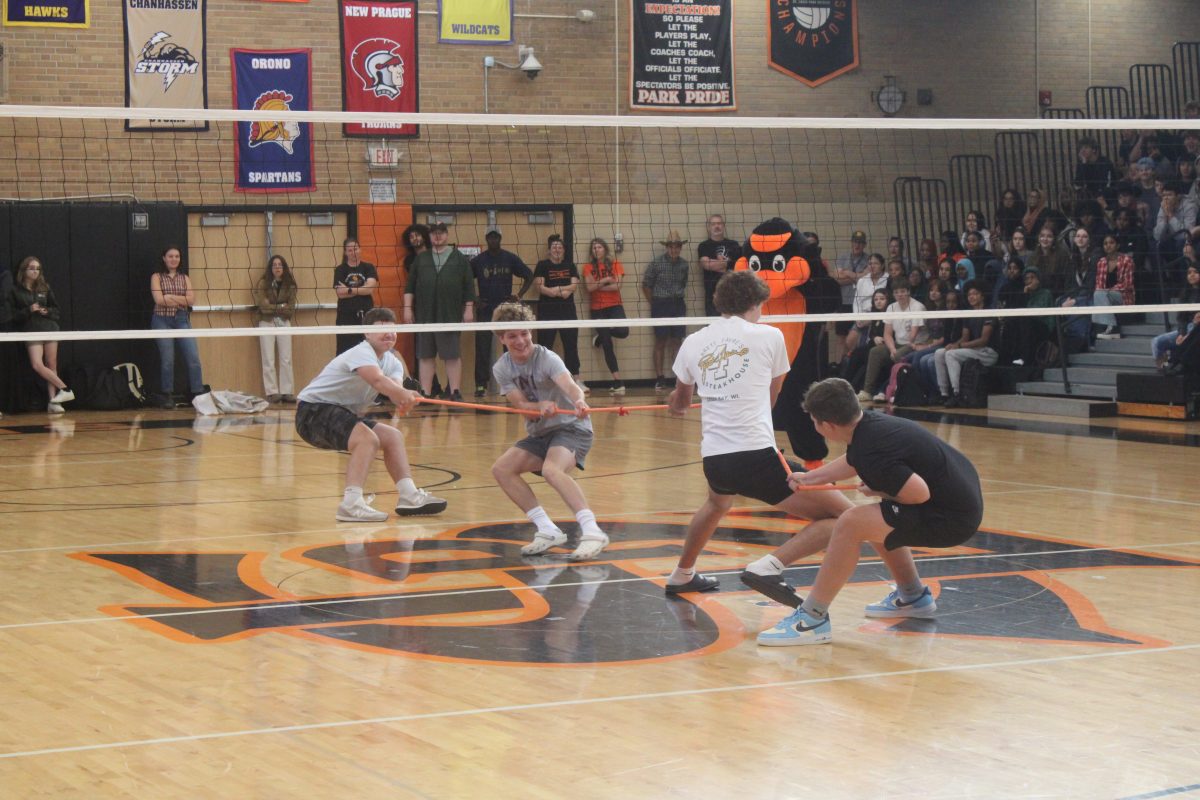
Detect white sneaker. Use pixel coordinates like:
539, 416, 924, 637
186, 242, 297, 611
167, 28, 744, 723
856, 390, 873, 402
872, 392, 886, 402
521, 529, 568, 556
569, 532, 609, 561
394, 488, 448, 516
609, 383, 626, 396
577, 379, 591, 395
47, 403, 65, 414
336, 498, 389, 522
51, 388, 75, 404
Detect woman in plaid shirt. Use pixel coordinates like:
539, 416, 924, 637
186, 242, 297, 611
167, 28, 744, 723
1093, 233, 1135, 340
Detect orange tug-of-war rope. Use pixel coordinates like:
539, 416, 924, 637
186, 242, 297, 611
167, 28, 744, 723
411, 396, 857, 494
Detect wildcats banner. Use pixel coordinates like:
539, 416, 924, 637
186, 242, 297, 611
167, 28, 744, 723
630, 1, 735, 111
340, 0, 419, 138
231, 49, 314, 193
768, 0, 859, 87
438, 0, 510, 44
2, 0, 87, 27
124, 0, 208, 132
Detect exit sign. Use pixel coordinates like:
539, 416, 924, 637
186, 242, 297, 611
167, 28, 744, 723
366, 145, 402, 169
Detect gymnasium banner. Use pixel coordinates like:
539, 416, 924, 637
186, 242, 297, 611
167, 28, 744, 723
123, 0, 208, 132
231, 49, 314, 193
438, 0, 510, 44
2, 0, 87, 27
340, 0, 419, 138
768, 0, 859, 87
630, 0, 734, 112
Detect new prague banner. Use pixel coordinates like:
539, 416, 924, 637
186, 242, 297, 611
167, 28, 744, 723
2, 0, 87, 27
124, 0, 208, 132
768, 0, 859, 87
231, 49, 314, 193
630, 0, 734, 112
340, 0, 419, 138
438, 0, 510, 44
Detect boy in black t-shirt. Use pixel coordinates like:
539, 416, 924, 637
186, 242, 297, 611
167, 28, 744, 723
758, 377, 983, 647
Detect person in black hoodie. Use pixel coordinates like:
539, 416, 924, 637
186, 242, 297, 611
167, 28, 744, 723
1154, 262, 1200, 369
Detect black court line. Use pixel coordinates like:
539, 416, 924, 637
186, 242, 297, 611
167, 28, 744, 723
1118, 783, 1200, 799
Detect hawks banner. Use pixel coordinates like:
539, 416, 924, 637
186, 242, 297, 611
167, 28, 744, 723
231, 49, 314, 193
768, 0, 859, 87
630, 0, 734, 111
123, 0, 208, 132
340, 0, 419, 138
3, 0, 86, 26
438, 0, 510, 44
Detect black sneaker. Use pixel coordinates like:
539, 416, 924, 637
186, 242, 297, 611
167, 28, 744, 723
474, 385, 486, 398
654, 377, 667, 392
740, 570, 802, 608
450, 389, 463, 402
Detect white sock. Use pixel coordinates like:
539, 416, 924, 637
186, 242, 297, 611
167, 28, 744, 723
669, 566, 694, 584
395, 478, 418, 499
745, 554, 785, 576
575, 509, 604, 538
526, 506, 560, 535
343, 486, 364, 505
898, 581, 926, 602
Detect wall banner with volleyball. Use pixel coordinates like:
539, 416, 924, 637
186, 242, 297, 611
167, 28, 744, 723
438, 0, 510, 44
123, 0, 208, 132
768, 0, 859, 87
231, 49, 314, 193
630, 0, 734, 111
340, 0, 419, 138
2, 0, 87, 27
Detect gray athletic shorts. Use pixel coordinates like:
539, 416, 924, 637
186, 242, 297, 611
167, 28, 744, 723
515, 423, 593, 471
295, 401, 376, 452
415, 331, 461, 360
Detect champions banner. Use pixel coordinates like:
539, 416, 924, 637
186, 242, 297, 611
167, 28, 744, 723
123, 0, 208, 132
231, 49, 314, 193
630, 0, 734, 111
340, 0, 419, 138
438, 0, 510, 44
768, 0, 859, 87
2, 0, 87, 27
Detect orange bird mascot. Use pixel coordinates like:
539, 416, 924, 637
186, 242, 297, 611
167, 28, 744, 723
734, 218, 840, 466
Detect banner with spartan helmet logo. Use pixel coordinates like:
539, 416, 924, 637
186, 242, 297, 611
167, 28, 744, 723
339, 0, 419, 138
123, 0, 208, 131
231, 48, 315, 193
768, 0, 859, 87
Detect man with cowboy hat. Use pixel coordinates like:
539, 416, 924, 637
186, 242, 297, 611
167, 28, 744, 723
641, 229, 691, 391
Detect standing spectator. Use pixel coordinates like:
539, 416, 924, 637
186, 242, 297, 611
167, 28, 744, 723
469, 229, 532, 397
403, 221, 475, 401
994, 189, 1027, 239
1074, 137, 1117, 199
400, 223, 430, 273
582, 237, 629, 396
1093, 233, 1135, 340
0, 263, 13, 417
333, 237, 378, 356
641, 229, 690, 392
253, 254, 298, 404
834, 229, 869, 314
150, 246, 206, 408
933, 280, 997, 407
697, 214, 742, 317
533, 234, 584, 391
863, 277, 926, 402
10, 256, 74, 413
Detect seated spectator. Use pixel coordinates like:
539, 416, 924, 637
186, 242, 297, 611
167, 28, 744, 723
904, 279, 952, 395
846, 253, 889, 352
936, 257, 956, 286
253, 254, 298, 404
1134, 157, 1163, 225
1093, 233, 1135, 339
907, 267, 929, 304
1153, 263, 1200, 369
938, 230, 967, 265
915, 237, 939, 279
10, 256, 74, 413
1113, 206, 1152, 274
1022, 188, 1069, 240
863, 277, 926, 402
1002, 266, 1055, 367
994, 189, 1027, 239
150, 246, 206, 407
1027, 225, 1071, 294
885, 258, 906, 286
842, 289, 890, 396
1074, 137, 1117, 199
1154, 182, 1198, 289
933, 280, 997, 407
997, 226, 1033, 267
991, 257, 1025, 309
1067, 227, 1100, 283
1179, 155, 1200, 210
1163, 314, 1200, 376
960, 210, 990, 252
886, 236, 912, 272
962, 230, 999, 285
1072, 199, 1111, 243
953, 257, 976, 292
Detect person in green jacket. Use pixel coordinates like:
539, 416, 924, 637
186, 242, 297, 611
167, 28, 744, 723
1005, 265, 1055, 367
402, 221, 476, 400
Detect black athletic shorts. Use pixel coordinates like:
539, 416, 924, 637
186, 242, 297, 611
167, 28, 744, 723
702, 447, 794, 506
295, 401, 377, 452
880, 500, 981, 550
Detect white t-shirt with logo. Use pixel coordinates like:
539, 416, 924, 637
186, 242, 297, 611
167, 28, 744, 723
298, 340, 406, 410
887, 298, 927, 346
672, 315, 790, 458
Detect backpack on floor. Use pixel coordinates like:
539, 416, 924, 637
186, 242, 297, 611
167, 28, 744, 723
888, 363, 930, 407
69, 362, 146, 410
957, 359, 990, 408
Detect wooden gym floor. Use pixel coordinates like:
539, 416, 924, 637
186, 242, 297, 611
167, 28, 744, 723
0, 395, 1197, 799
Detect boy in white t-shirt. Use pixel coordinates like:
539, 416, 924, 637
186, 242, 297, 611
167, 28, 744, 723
296, 307, 448, 522
863, 277, 927, 401
664, 271, 853, 603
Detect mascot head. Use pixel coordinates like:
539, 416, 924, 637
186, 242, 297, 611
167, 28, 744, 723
734, 217, 811, 300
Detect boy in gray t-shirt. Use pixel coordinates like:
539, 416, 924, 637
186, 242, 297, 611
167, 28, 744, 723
490, 302, 608, 561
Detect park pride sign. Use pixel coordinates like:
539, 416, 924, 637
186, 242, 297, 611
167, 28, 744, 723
630, 1, 735, 111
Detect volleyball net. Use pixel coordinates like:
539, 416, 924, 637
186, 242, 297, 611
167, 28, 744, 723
1, 104, 1198, 408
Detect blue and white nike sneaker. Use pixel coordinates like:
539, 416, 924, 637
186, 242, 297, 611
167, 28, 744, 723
756, 607, 832, 646
864, 586, 937, 619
